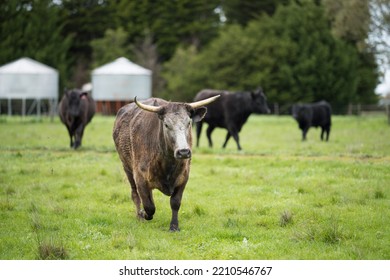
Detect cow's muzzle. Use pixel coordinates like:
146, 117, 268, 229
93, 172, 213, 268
175, 148, 192, 159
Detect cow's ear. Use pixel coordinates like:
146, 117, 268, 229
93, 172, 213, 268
191, 107, 207, 122
157, 107, 166, 120
80, 91, 88, 98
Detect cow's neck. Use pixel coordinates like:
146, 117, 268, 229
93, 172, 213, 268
158, 155, 186, 196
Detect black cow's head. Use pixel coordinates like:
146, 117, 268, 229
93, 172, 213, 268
135, 96, 219, 159
65, 89, 88, 117
251, 87, 270, 114
292, 104, 309, 121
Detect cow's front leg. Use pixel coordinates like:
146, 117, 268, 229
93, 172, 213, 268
321, 127, 328, 141
222, 132, 231, 148
302, 127, 309, 141
74, 124, 85, 149
206, 125, 215, 148
226, 125, 241, 150
136, 181, 155, 221
65, 125, 74, 148
123, 168, 143, 220
170, 185, 185, 232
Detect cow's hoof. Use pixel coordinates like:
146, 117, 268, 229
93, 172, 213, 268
145, 214, 153, 221
137, 210, 146, 220
138, 210, 153, 220
169, 225, 180, 232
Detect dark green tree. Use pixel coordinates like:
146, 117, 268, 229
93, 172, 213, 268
161, 45, 201, 101
90, 27, 131, 68
323, 0, 379, 105
163, 2, 370, 110
60, 0, 117, 86
0, 0, 72, 89
250, 2, 361, 108
116, 0, 220, 61
220, 0, 290, 25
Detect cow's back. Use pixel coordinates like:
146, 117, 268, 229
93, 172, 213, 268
113, 99, 167, 171
194, 90, 229, 126
311, 101, 331, 127
113, 103, 138, 169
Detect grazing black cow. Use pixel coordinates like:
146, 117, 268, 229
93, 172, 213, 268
292, 101, 332, 141
59, 88, 95, 149
113, 95, 219, 231
194, 88, 270, 150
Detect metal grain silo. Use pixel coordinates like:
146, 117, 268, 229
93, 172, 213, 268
91, 57, 152, 114
0, 57, 58, 117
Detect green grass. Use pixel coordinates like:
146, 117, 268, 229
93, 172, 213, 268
0, 114, 389, 259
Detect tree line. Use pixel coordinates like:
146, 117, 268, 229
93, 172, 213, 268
1, 0, 388, 113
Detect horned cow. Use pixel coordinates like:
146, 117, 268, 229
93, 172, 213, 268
113, 96, 219, 231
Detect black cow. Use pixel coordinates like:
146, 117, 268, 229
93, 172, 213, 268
59, 88, 95, 149
292, 101, 332, 141
194, 88, 270, 150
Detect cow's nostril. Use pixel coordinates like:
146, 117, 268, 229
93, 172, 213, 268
176, 149, 191, 159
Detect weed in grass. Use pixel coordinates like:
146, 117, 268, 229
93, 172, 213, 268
52, 206, 66, 215
280, 210, 293, 227
110, 192, 120, 201
224, 218, 240, 228
30, 214, 42, 232
0, 187, 16, 211
218, 230, 246, 243
37, 238, 68, 260
209, 168, 217, 175
5, 187, 16, 195
293, 216, 345, 245
314, 201, 325, 208
330, 195, 340, 205
111, 232, 127, 249
127, 233, 138, 251
374, 190, 385, 199
322, 219, 344, 244
29, 202, 43, 232
29, 202, 39, 214
193, 205, 206, 216
256, 207, 270, 216
0, 199, 14, 211
293, 227, 316, 242
61, 183, 75, 189
225, 207, 239, 215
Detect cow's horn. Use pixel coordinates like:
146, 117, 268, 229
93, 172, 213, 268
134, 96, 162, 113
188, 95, 220, 109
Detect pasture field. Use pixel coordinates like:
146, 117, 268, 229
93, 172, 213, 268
0, 114, 389, 260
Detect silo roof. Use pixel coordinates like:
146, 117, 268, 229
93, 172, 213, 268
0, 57, 58, 74
92, 57, 151, 75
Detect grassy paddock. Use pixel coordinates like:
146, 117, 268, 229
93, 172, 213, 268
0, 114, 389, 259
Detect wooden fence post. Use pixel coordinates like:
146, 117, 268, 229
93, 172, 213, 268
274, 103, 279, 115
